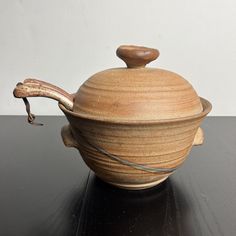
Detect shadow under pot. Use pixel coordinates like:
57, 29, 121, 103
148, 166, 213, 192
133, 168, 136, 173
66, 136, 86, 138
75, 176, 188, 236
13, 45, 212, 190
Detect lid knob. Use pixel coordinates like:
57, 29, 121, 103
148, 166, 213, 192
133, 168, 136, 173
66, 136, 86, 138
116, 45, 159, 68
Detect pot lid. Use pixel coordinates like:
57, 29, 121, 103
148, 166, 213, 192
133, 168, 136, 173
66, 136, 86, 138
73, 45, 203, 121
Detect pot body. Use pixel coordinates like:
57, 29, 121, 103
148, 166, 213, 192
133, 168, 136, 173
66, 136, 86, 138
61, 104, 207, 190
13, 45, 212, 190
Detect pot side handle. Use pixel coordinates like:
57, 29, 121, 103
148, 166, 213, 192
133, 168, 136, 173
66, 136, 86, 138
61, 125, 79, 149
193, 127, 204, 146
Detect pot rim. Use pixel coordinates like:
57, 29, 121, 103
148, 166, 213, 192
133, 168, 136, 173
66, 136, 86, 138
59, 97, 212, 125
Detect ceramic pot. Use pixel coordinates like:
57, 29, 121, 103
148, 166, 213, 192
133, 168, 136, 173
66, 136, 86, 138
13, 45, 212, 190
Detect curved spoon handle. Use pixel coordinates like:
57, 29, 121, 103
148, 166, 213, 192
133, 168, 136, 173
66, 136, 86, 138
13, 78, 74, 110
13, 79, 74, 125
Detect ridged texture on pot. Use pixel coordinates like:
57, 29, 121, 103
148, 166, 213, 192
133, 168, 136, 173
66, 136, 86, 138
62, 107, 206, 190
73, 68, 203, 121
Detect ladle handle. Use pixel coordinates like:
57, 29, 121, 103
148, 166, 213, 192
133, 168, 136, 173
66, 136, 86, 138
13, 79, 74, 110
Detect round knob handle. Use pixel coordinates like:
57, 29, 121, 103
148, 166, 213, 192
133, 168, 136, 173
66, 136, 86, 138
116, 45, 159, 68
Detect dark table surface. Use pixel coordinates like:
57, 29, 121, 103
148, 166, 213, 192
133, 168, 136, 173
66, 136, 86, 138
0, 116, 235, 236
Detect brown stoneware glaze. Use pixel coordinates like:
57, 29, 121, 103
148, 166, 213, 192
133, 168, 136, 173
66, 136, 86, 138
13, 45, 212, 190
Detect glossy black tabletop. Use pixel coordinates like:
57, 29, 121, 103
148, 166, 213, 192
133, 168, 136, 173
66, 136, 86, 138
0, 116, 236, 236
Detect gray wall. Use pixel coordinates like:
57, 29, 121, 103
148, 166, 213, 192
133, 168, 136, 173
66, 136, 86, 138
1, 0, 236, 115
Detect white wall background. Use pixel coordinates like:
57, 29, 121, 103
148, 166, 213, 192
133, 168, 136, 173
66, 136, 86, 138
1, 0, 236, 115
